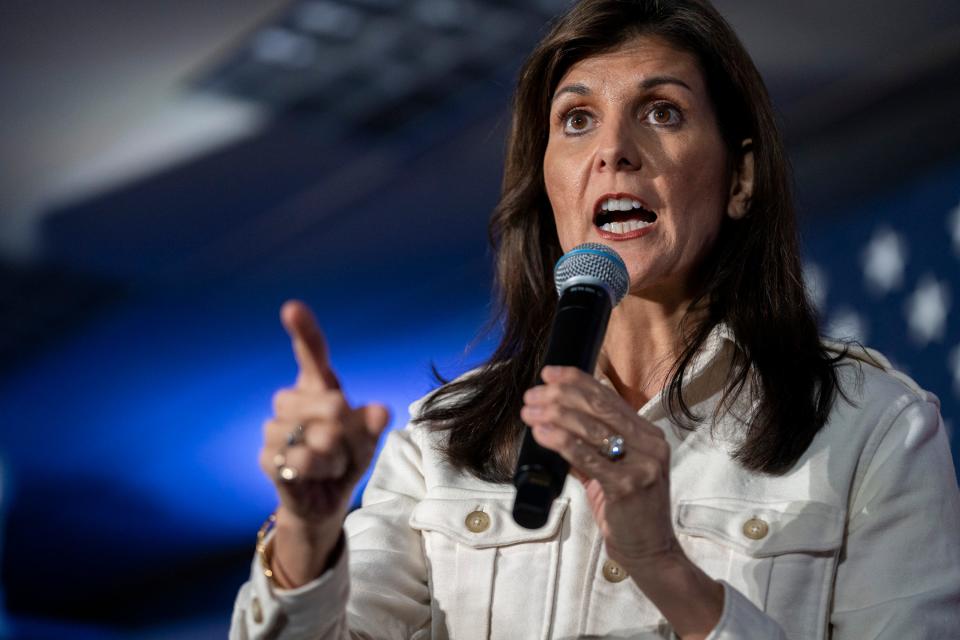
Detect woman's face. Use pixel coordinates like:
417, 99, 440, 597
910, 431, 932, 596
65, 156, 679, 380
543, 35, 747, 301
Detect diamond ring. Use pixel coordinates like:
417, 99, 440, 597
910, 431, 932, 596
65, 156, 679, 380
599, 435, 625, 461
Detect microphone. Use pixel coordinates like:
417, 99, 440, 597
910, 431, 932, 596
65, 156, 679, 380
512, 243, 629, 529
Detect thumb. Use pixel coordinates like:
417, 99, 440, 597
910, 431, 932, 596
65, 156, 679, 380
359, 403, 391, 438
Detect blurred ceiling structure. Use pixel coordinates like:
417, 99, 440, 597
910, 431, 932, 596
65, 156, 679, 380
0, 1, 283, 260
2, 0, 960, 263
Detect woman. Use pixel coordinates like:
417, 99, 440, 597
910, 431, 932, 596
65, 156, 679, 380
231, 0, 960, 638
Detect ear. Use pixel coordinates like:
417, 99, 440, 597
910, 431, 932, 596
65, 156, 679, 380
727, 138, 754, 220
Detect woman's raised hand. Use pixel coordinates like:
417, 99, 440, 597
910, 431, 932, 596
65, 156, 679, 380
259, 300, 390, 587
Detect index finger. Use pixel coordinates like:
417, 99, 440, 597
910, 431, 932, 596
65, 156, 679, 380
538, 365, 659, 434
280, 300, 341, 391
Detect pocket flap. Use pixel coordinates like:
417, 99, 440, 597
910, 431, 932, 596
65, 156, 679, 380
410, 494, 569, 548
676, 498, 843, 557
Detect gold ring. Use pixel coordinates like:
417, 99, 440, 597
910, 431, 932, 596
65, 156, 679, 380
278, 464, 299, 482
274, 449, 299, 483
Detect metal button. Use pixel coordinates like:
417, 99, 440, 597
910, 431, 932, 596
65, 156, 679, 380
602, 559, 629, 583
251, 596, 264, 624
743, 517, 769, 540
465, 510, 490, 533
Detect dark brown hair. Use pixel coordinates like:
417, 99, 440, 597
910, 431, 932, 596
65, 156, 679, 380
416, 0, 840, 478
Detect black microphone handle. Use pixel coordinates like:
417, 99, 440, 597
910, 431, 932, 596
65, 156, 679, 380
512, 283, 613, 529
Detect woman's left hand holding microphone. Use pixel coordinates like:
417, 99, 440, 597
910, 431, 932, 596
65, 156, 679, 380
520, 365, 723, 639
258, 300, 390, 588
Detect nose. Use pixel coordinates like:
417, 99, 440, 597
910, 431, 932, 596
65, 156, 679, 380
594, 115, 641, 172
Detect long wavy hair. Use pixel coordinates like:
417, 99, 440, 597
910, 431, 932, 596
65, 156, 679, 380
415, 0, 840, 479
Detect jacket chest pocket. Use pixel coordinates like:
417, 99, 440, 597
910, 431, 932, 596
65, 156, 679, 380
675, 498, 844, 639
410, 494, 568, 640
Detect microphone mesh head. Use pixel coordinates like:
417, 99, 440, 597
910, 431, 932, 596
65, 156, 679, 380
553, 243, 629, 305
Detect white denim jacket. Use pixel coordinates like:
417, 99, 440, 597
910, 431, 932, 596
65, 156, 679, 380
231, 331, 960, 639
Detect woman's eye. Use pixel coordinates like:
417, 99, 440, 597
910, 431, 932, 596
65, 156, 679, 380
562, 110, 595, 134
645, 104, 681, 126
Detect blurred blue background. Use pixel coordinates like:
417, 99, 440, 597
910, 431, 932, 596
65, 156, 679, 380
1, 1, 959, 637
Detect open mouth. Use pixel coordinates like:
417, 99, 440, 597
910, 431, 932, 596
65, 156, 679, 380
593, 195, 658, 234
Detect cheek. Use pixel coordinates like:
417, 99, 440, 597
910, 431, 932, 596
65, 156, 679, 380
543, 145, 568, 204
543, 149, 581, 244
666, 140, 730, 225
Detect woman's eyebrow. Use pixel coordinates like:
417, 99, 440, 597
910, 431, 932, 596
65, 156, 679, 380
552, 75, 693, 104
552, 82, 590, 103
640, 75, 693, 92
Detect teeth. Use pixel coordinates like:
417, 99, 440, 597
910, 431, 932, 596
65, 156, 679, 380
600, 197, 644, 211
600, 219, 652, 233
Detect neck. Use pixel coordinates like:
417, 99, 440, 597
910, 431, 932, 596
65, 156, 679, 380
600, 291, 698, 410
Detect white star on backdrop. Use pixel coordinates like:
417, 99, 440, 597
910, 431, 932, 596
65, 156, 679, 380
950, 344, 960, 399
905, 274, 952, 346
862, 226, 908, 295
949, 200, 960, 257
826, 306, 869, 343
803, 261, 828, 311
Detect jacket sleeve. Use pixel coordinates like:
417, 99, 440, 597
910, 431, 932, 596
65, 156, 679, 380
229, 425, 431, 640
705, 582, 787, 639
829, 395, 960, 638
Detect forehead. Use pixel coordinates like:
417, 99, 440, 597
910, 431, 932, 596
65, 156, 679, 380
554, 35, 704, 95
